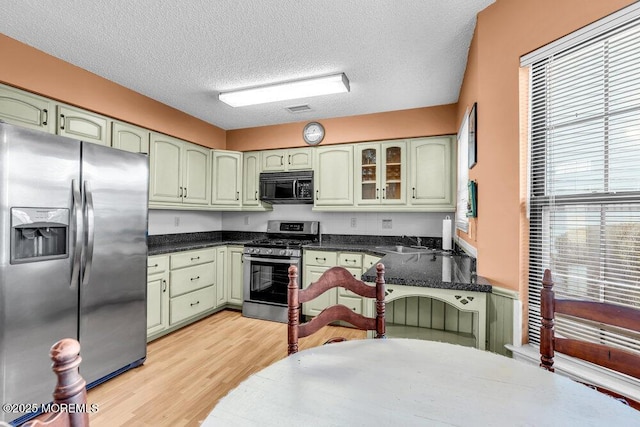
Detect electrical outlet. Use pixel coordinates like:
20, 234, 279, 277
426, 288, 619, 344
382, 219, 392, 229
350, 217, 357, 228
174, 216, 180, 227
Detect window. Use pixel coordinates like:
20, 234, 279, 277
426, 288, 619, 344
526, 7, 640, 354
456, 111, 469, 233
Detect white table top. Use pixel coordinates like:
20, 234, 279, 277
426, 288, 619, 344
204, 339, 639, 426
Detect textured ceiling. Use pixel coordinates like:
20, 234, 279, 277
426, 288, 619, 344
1, 0, 494, 130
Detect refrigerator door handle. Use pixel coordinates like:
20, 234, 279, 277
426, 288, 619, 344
82, 180, 95, 286
70, 179, 83, 288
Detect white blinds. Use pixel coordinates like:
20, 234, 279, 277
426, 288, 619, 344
527, 14, 640, 353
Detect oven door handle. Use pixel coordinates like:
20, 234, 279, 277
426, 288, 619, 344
243, 255, 300, 265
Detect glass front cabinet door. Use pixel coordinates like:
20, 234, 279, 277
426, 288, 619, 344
356, 141, 406, 205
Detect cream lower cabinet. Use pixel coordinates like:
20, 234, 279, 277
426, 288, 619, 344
168, 248, 216, 326
302, 250, 364, 316
227, 246, 244, 306
147, 255, 170, 338
214, 245, 244, 307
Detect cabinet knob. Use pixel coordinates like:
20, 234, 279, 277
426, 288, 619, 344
316, 189, 319, 200
236, 191, 240, 201
42, 109, 48, 126
190, 276, 200, 281
59, 113, 66, 130
162, 279, 167, 292
191, 256, 200, 261
255, 190, 258, 200
190, 301, 200, 306
412, 187, 416, 198
184, 187, 188, 198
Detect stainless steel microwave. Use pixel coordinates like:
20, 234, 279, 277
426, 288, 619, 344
259, 171, 314, 204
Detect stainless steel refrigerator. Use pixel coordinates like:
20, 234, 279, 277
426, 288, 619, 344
0, 122, 149, 425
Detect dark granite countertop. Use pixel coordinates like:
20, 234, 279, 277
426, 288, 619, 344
303, 239, 491, 292
147, 231, 262, 255
147, 232, 491, 292
361, 252, 491, 293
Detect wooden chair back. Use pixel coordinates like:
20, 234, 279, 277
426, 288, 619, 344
539, 268, 640, 409
287, 263, 386, 355
22, 338, 89, 427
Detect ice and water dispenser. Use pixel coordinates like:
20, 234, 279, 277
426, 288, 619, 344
10, 208, 69, 263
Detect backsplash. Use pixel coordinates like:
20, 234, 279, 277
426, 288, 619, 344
221, 205, 453, 238
148, 205, 454, 241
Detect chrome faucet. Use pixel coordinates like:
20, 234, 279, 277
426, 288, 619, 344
402, 235, 422, 247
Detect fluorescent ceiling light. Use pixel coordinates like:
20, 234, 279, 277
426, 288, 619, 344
219, 73, 350, 107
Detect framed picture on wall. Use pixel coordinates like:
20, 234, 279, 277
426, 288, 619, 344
468, 102, 477, 169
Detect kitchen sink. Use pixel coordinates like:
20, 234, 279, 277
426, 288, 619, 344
375, 245, 436, 255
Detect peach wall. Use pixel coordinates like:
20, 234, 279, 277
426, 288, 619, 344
226, 104, 457, 151
455, 0, 635, 299
0, 34, 226, 148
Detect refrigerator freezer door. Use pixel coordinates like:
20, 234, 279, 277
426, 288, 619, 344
78, 142, 149, 385
0, 123, 80, 423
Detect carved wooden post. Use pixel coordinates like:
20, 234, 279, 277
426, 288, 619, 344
375, 263, 386, 339
24, 338, 89, 427
540, 269, 555, 372
287, 265, 300, 355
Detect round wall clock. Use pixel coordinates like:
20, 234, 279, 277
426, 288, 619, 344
303, 122, 325, 145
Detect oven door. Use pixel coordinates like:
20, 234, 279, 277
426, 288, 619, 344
243, 255, 301, 306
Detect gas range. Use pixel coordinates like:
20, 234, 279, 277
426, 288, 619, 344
243, 220, 320, 258
242, 220, 320, 323
244, 239, 314, 257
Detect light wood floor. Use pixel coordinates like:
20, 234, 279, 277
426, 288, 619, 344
86, 309, 365, 426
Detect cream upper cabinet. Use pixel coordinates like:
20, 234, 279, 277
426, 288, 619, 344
408, 137, 455, 208
112, 121, 150, 154
183, 144, 211, 205
355, 141, 406, 205
56, 104, 110, 146
211, 150, 242, 206
0, 84, 110, 145
0, 84, 54, 133
314, 145, 354, 206
242, 151, 261, 206
150, 133, 183, 203
150, 133, 210, 205
262, 147, 313, 172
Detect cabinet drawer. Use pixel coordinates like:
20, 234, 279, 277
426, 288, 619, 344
305, 250, 337, 266
170, 263, 215, 297
170, 285, 215, 325
170, 248, 215, 269
338, 253, 362, 268
147, 255, 169, 275
338, 294, 363, 315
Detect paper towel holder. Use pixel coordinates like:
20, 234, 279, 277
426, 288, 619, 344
442, 215, 452, 251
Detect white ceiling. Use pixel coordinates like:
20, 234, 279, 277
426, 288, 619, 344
1, 0, 494, 130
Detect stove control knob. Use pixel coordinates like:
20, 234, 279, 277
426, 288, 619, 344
279, 249, 285, 255
266, 248, 273, 255
286, 249, 293, 256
